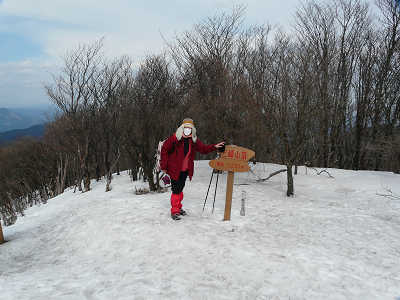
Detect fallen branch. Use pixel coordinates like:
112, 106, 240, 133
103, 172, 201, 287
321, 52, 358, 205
317, 169, 334, 178
377, 188, 400, 200
307, 167, 334, 178
257, 169, 287, 182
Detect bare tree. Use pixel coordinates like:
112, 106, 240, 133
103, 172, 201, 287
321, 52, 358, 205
368, 0, 400, 169
91, 56, 132, 191
46, 39, 104, 192
352, 27, 378, 170
120, 55, 179, 191
329, 0, 370, 169
0, 139, 58, 226
169, 7, 250, 148
295, 1, 337, 168
43, 115, 75, 195
254, 32, 305, 196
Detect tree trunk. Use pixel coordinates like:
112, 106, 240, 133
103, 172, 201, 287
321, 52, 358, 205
155, 171, 161, 191
95, 164, 101, 182
353, 125, 362, 170
0, 221, 4, 244
61, 156, 68, 194
116, 161, 120, 176
105, 149, 121, 192
56, 154, 68, 195
95, 150, 101, 181
115, 148, 121, 175
286, 164, 294, 197
105, 173, 112, 192
77, 179, 83, 192
83, 160, 91, 192
41, 186, 49, 204
142, 160, 156, 191
84, 175, 91, 192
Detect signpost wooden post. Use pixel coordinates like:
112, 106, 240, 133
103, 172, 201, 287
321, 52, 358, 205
209, 145, 255, 221
224, 171, 234, 221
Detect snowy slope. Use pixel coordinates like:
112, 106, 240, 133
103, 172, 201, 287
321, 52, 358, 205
1, 161, 400, 300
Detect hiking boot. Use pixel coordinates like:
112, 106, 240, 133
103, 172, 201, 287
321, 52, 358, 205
171, 213, 181, 221
179, 209, 187, 216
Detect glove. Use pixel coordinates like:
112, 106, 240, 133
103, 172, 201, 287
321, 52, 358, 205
217, 143, 225, 153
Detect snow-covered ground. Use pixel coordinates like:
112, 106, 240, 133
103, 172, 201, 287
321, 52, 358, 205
1, 161, 400, 300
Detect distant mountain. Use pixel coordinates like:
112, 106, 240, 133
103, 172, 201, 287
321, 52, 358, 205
0, 124, 46, 145
0, 107, 49, 132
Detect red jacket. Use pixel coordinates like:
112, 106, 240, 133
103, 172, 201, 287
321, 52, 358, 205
160, 134, 216, 181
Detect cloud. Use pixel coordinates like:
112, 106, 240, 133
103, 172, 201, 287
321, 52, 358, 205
0, 60, 55, 107
0, 0, 300, 107
0, 0, 299, 60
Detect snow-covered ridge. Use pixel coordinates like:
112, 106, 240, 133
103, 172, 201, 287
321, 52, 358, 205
1, 161, 399, 299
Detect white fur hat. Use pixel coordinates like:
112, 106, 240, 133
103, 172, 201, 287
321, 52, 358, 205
176, 118, 197, 142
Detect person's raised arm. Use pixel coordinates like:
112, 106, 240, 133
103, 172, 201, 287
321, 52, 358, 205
195, 139, 225, 154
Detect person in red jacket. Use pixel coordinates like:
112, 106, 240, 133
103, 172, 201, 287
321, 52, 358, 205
160, 118, 225, 220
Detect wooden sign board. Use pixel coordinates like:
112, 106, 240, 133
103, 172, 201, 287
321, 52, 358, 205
208, 145, 255, 221
209, 145, 255, 172
209, 158, 250, 172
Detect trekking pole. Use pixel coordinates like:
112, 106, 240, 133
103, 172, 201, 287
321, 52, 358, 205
212, 171, 220, 214
202, 170, 215, 212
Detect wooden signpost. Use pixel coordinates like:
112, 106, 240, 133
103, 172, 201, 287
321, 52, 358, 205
209, 145, 255, 221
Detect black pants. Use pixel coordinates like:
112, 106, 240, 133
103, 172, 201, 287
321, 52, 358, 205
171, 171, 188, 194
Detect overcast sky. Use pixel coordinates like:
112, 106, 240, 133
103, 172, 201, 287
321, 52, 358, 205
0, 0, 303, 108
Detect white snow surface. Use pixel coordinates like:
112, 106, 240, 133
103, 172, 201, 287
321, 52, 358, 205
1, 161, 400, 300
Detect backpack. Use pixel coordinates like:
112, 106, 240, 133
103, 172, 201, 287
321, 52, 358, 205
155, 140, 165, 172
155, 139, 171, 185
